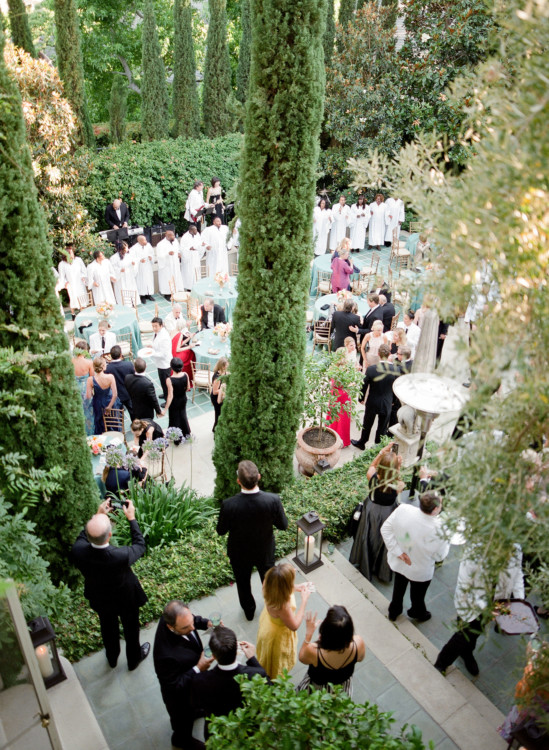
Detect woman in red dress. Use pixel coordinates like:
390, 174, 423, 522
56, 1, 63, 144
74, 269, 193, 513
171, 328, 197, 386
327, 349, 352, 447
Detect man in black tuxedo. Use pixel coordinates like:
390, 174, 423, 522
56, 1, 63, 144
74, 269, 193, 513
188, 626, 269, 740
124, 357, 164, 420
106, 345, 135, 417
331, 299, 361, 350
70, 499, 150, 670
350, 294, 384, 337
153, 600, 213, 750
379, 294, 396, 333
200, 297, 226, 330
217, 460, 288, 620
105, 198, 130, 229
389, 345, 413, 428
351, 344, 400, 449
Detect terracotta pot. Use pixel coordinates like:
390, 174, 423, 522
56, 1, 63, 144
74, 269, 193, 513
295, 426, 343, 477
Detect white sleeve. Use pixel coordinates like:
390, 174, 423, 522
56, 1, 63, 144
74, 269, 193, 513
87, 263, 94, 289
58, 262, 66, 286
399, 201, 405, 222
380, 511, 403, 558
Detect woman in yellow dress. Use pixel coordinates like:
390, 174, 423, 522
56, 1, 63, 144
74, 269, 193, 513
256, 562, 311, 679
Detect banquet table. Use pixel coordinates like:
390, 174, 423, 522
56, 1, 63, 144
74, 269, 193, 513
75, 304, 142, 355
310, 255, 364, 295
193, 329, 231, 366
89, 433, 126, 497
313, 294, 370, 322
191, 277, 238, 321
399, 267, 426, 310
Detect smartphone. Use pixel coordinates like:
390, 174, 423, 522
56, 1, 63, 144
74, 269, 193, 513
391, 443, 399, 454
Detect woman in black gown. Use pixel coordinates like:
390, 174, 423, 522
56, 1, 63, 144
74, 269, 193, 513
210, 357, 228, 432
165, 357, 191, 444
130, 418, 164, 458
349, 443, 402, 582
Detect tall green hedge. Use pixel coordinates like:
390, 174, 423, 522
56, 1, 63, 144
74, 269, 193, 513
173, 0, 201, 138
53, 0, 94, 147
0, 28, 98, 583
236, 0, 251, 103
7, 0, 36, 57
84, 134, 242, 233
323, 0, 335, 68
141, 0, 170, 141
212, 0, 326, 498
202, 0, 232, 136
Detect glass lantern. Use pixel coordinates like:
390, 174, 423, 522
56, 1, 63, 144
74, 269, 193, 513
28, 616, 67, 689
293, 511, 325, 573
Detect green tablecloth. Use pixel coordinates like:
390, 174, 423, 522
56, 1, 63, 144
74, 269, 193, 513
74, 305, 142, 355
405, 233, 420, 257
310, 255, 364, 295
194, 329, 231, 366
90, 434, 126, 498
191, 277, 238, 321
313, 294, 370, 322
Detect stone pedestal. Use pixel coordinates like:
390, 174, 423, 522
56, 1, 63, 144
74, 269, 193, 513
388, 423, 421, 468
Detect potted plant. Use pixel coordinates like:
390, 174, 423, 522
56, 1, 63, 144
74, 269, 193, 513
296, 352, 362, 476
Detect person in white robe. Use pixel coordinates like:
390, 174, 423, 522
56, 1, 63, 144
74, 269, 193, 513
110, 242, 140, 307
180, 225, 204, 289
384, 197, 405, 244
58, 244, 88, 312
329, 195, 352, 250
313, 198, 333, 255
227, 217, 241, 258
157, 231, 184, 298
52, 267, 65, 319
184, 180, 207, 229
134, 235, 155, 302
350, 196, 369, 252
201, 217, 229, 279
368, 194, 386, 249
87, 249, 116, 305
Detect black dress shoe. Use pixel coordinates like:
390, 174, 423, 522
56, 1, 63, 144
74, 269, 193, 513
407, 608, 432, 622
128, 642, 150, 671
351, 439, 366, 450
462, 652, 479, 676
107, 656, 118, 668
244, 609, 256, 621
147, 295, 155, 301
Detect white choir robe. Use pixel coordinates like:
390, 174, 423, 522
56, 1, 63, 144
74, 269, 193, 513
87, 259, 116, 305
135, 242, 155, 296
201, 225, 229, 279
350, 204, 369, 250
110, 251, 140, 306
157, 238, 184, 294
58, 257, 88, 308
227, 218, 241, 256
180, 231, 205, 289
329, 204, 351, 250
368, 202, 386, 246
52, 267, 65, 318
184, 188, 206, 223
313, 207, 333, 255
384, 198, 405, 242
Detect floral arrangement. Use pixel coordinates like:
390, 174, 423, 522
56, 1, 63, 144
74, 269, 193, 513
104, 443, 127, 469
215, 271, 230, 287
165, 427, 184, 444
213, 322, 232, 337
87, 436, 104, 455
142, 437, 169, 461
96, 301, 114, 317
336, 289, 353, 302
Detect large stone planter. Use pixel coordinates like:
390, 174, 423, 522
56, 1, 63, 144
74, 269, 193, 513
296, 426, 343, 477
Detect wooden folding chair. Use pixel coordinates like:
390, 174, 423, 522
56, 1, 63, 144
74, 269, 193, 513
390, 313, 400, 331
351, 276, 368, 296
230, 263, 239, 276
121, 289, 139, 308
103, 407, 125, 433
312, 321, 332, 353
316, 270, 332, 298
169, 277, 190, 305
77, 290, 94, 309
135, 302, 157, 345
395, 254, 411, 273
409, 221, 422, 234
117, 331, 133, 360
195, 265, 210, 281
187, 298, 202, 330
361, 251, 380, 277
191, 361, 213, 401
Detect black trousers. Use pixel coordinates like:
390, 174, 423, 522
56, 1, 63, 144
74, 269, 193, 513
434, 618, 483, 671
211, 394, 222, 431
162, 690, 196, 749
230, 556, 273, 617
120, 396, 133, 421
158, 367, 171, 400
388, 572, 431, 620
359, 402, 391, 445
96, 605, 141, 668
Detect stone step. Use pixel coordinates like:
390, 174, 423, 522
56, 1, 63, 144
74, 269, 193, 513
303, 549, 506, 750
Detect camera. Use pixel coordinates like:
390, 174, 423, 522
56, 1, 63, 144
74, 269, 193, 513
109, 499, 129, 510
391, 443, 399, 454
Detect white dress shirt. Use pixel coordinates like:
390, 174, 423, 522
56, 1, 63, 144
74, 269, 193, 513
151, 326, 172, 369
89, 330, 117, 356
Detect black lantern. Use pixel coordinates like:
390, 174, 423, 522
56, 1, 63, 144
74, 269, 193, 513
294, 511, 326, 573
28, 616, 67, 689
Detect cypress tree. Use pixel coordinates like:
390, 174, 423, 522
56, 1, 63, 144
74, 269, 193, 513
212, 0, 326, 497
0, 25, 98, 583
323, 0, 335, 68
202, 0, 232, 136
109, 74, 127, 144
173, 0, 200, 138
7, 0, 36, 57
141, 0, 170, 141
53, 0, 94, 148
235, 0, 251, 103
337, 0, 354, 51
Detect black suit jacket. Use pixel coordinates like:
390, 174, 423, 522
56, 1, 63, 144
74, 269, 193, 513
189, 658, 269, 726
105, 202, 130, 229
381, 302, 396, 332
360, 361, 400, 409
153, 614, 210, 713
331, 311, 361, 350
106, 359, 135, 404
70, 520, 147, 613
357, 305, 384, 336
125, 373, 162, 419
200, 304, 226, 330
217, 490, 288, 566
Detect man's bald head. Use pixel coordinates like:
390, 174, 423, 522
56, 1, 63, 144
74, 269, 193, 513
86, 514, 112, 545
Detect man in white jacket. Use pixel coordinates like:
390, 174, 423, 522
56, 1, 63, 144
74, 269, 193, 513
381, 492, 450, 622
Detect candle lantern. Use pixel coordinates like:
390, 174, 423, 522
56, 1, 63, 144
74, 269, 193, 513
28, 616, 66, 689
294, 511, 325, 573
